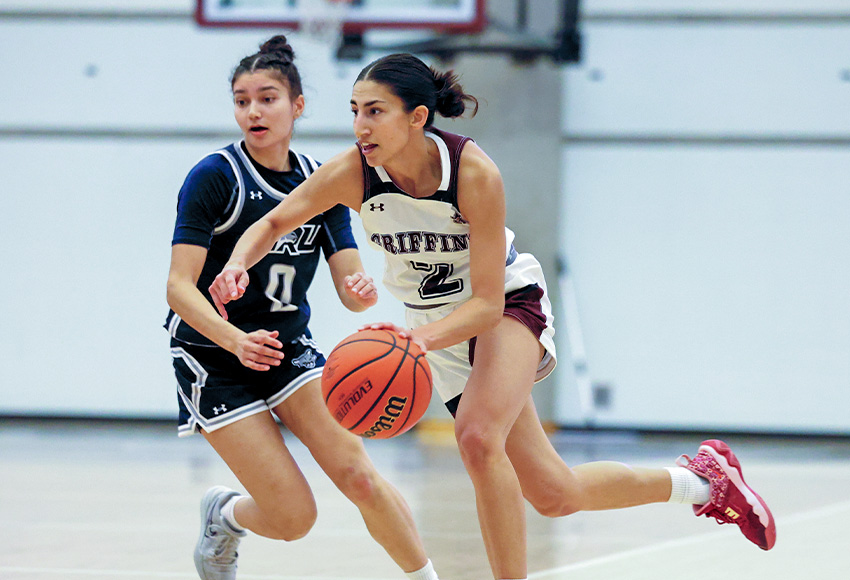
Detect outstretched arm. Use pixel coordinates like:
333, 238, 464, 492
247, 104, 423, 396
209, 146, 365, 314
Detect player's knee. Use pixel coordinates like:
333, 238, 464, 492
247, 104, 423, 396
455, 423, 504, 473
265, 502, 317, 541
531, 501, 580, 518
526, 491, 581, 518
334, 463, 380, 507
523, 477, 583, 517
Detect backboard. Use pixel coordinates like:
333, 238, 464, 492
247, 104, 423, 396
195, 0, 487, 34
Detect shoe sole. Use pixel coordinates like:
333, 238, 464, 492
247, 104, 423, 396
194, 485, 237, 579
700, 440, 776, 550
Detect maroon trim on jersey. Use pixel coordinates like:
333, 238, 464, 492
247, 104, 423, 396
429, 127, 472, 205
357, 128, 474, 207
468, 284, 547, 368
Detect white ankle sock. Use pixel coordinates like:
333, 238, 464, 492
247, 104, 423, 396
221, 495, 246, 532
406, 559, 438, 580
665, 466, 711, 505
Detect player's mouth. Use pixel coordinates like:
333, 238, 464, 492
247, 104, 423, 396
250, 125, 269, 135
359, 142, 377, 155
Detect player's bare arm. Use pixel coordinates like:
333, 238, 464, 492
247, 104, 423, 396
210, 147, 364, 307
406, 143, 507, 352
167, 244, 284, 371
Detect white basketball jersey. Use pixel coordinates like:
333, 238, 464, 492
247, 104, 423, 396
358, 129, 557, 402
358, 129, 519, 307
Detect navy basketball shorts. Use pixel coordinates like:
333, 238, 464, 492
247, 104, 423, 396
171, 333, 325, 437
406, 282, 557, 416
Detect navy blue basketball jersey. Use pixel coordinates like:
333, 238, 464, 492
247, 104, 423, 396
165, 141, 357, 346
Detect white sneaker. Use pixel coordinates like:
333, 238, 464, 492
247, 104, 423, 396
194, 486, 247, 580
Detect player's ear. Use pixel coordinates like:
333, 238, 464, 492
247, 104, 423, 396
292, 94, 305, 119
410, 105, 429, 129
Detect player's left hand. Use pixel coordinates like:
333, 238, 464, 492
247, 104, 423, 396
344, 272, 378, 308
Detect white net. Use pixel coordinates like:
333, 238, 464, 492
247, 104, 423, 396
298, 0, 352, 46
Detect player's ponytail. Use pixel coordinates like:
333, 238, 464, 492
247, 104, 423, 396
231, 34, 303, 97
357, 53, 477, 128
432, 69, 478, 120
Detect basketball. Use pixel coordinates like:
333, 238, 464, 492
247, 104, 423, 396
321, 329, 432, 439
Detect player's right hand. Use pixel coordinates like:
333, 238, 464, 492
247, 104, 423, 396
234, 329, 284, 371
209, 264, 250, 320
359, 322, 429, 354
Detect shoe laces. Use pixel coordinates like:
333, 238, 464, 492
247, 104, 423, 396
701, 508, 738, 526
676, 451, 731, 516
205, 524, 240, 566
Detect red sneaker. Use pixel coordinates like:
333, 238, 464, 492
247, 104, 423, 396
678, 439, 776, 550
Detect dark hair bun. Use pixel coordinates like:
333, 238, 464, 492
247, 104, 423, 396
259, 35, 295, 63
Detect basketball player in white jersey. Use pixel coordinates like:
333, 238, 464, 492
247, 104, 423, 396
209, 53, 776, 580
166, 37, 442, 580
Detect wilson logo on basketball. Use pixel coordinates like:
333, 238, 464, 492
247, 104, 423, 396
332, 378, 374, 422
362, 396, 408, 438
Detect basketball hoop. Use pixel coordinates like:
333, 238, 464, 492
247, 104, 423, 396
299, 0, 352, 47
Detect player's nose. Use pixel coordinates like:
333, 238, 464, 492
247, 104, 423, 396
353, 115, 369, 137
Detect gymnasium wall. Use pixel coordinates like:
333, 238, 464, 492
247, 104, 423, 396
555, 0, 850, 433
0, 0, 403, 418
0, 0, 848, 434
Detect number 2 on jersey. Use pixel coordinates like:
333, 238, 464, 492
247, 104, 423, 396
412, 261, 464, 300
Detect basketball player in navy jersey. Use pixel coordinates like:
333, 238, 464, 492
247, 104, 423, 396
209, 53, 776, 580
165, 37, 442, 580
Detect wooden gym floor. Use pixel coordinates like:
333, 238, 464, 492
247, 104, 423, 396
1, 418, 848, 579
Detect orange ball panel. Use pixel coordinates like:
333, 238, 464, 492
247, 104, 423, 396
321, 329, 432, 439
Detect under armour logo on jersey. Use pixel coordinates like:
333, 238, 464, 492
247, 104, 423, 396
250, 190, 264, 200
292, 349, 317, 369
369, 202, 385, 212
213, 404, 227, 415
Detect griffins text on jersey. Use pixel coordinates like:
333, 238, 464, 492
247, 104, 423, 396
369, 231, 470, 255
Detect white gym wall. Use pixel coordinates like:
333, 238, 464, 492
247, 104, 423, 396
0, 0, 847, 434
